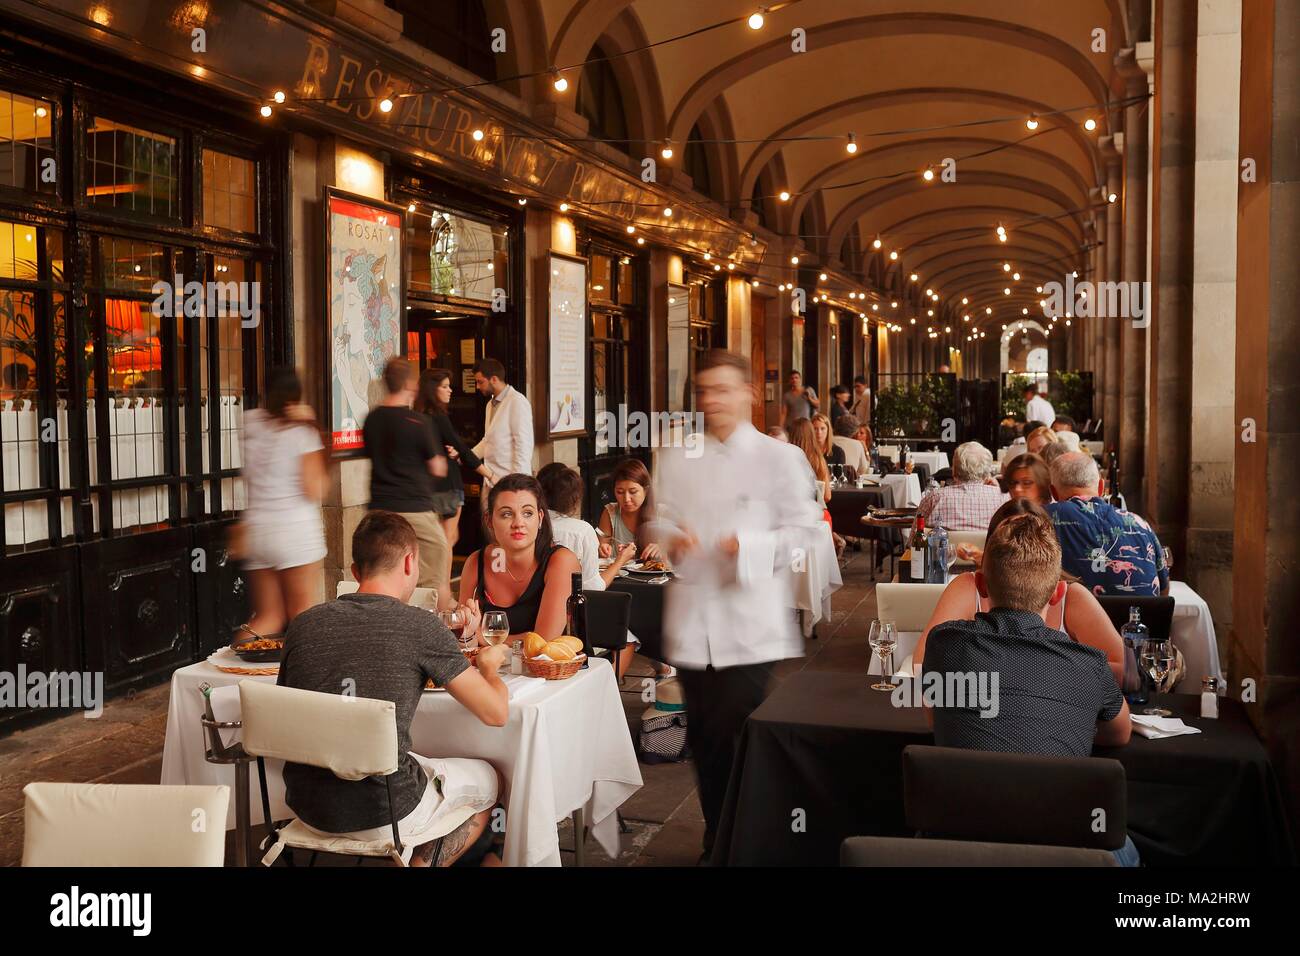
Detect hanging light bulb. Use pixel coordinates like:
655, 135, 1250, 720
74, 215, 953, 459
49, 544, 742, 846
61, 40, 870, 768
559, 202, 569, 212
472, 128, 485, 141
661, 141, 674, 160
909, 273, 918, 282
748, 10, 766, 30
626, 225, 636, 234
778, 190, 791, 202
872, 237, 882, 249
925, 288, 933, 296
791, 255, 799, 265
961, 296, 969, 305
517, 198, 527, 205
1013, 272, 1020, 281
1108, 192, 1117, 203
845, 133, 857, 154
1003, 287, 1011, 295
1003, 263, 1012, 272
552, 70, 569, 93
727, 262, 735, 271
985, 307, 993, 315
406, 202, 416, 213
922, 167, 934, 182
819, 272, 828, 281
273, 91, 286, 104
1026, 114, 1039, 130
704, 252, 712, 261
889, 250, 899, 261
636, 237, 645, 245
662, 206, 673, 217
1084, 117, 1097, 131
379, 97, 394, 113
891, 301, 899, 308
259, 105, 272, 117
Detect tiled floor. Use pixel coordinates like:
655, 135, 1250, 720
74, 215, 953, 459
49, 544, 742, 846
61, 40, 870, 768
0, 548, 880, 867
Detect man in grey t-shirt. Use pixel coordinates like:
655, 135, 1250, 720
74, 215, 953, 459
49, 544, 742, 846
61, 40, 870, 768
277, 511, 510, 866
779, 370, 818, 427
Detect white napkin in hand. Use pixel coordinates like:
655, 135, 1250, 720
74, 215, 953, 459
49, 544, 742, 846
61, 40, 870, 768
1130, 714, 1202, 739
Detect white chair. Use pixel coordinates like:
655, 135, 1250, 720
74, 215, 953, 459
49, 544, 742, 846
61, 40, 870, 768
336, 580, 437, 610
238, 679, 436, 867
875, 583, 949, 676
22, 782, 230, 867
946, 530, 986, 565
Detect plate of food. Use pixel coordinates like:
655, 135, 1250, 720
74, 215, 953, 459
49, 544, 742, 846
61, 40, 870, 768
233, 638, 285, 663
625, 558, 674, 577
424, 678, 448, 693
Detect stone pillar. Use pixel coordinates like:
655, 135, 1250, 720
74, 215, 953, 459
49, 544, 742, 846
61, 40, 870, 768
1232, 0, 1300, 831
1102, 152, 1123, 450
1189, 0, 1241, 636
1118, 48, 1150, 505
1145, 0, 1198, 566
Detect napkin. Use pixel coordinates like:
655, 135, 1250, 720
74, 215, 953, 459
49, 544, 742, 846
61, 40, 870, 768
502, 673, 548, 703
1130, 714, 1202, 739
208, 683, 244, 749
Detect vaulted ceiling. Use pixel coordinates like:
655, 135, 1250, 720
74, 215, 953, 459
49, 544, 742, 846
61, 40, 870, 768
487, 0, 1133, 325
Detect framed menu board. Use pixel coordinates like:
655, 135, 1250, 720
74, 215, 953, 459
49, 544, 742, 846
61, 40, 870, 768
323, 187, 405, 455
547, 253, 588, 438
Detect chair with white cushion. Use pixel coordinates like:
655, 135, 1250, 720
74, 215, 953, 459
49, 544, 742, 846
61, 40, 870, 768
336, 580, 437, 610
945, 531, 986, 566
874, 583, 948, 676
239, 678, 438, 867
22, 782, 230, 867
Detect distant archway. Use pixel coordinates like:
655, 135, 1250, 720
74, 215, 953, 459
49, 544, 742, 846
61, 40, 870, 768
1000, 320, 1050, 373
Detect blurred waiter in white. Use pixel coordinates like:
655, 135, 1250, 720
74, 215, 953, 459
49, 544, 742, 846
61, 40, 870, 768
472, 357, 534, 494
648, 350, 823, 862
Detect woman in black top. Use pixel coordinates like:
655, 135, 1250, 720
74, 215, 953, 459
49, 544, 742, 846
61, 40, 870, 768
458, 474, 580, 639
415, 368, 497, 554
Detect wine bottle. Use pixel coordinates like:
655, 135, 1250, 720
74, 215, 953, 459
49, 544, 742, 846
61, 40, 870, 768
1107, 451, 1125, 509
909, 517, 927, 583
565, 572, 590, 664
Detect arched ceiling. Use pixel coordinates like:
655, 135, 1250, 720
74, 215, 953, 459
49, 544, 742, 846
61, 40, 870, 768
531, 0, 1127, 326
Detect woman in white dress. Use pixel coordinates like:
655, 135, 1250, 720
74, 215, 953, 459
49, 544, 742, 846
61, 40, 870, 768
233, 368, 329, 644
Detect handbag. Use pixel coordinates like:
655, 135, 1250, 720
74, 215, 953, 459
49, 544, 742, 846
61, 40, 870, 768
639, 710, 690, 764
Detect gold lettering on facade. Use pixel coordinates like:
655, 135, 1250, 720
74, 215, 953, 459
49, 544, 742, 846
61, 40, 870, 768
329, 54, 363, 115
299, 35, 330, 99
357, 67, 388, 122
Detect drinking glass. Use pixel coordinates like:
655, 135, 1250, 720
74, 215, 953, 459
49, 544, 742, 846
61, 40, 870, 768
482, 611, 509, 647
869, 620, 899, 691
1140, 638, 1176, 716
1161, 546, 1174, 574
439, 607, 474, 655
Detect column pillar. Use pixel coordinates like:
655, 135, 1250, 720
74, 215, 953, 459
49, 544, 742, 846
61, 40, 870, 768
1233, 0, 1300, 831
1118, 48, 1150, 505
1102, 151, 1123, 450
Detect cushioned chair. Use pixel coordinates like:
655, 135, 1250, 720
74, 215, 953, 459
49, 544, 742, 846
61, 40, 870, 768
874, 583, 947, 676
840, 836, 1117, 867
239, 679, 456, 867
1095, 595, 1175, 644
336, 580, 438, 610
583, 589, 632, 681
945, 530, 986, 565
22, 782, 230, 867
902, 745, 1127, 851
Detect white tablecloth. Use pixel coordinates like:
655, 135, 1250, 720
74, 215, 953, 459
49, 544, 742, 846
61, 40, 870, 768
878, 473, 922, 507
793, 523, 842, 635
909, 451, 950, 474
160, 656, 641, 867
1168, 580, 1226, 693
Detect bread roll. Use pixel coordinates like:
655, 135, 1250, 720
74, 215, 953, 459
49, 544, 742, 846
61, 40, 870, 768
524, 632, 548, 658
555, 635, 584, 654
544, 641, 576, 661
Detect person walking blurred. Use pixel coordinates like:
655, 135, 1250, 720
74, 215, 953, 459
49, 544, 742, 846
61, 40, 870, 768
473, 358, 533, 498
233, 367, 328, 644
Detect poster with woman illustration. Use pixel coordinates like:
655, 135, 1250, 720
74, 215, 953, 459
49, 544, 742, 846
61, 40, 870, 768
324, 189, 404, 453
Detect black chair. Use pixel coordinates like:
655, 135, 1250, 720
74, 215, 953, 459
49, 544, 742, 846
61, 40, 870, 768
902, 745, 1127, 851
1095, 595, 1175, 644
583, 589, 633, 681
840, 836, 1117, 867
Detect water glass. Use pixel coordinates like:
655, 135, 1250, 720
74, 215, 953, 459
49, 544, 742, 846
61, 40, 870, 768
869, 620, 899, 691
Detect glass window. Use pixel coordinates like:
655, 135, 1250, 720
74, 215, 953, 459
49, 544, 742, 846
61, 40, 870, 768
617, 255, 635, 306
0, 89, 55, 195
202, 149, 257, 233
86, 117, 178, 217
98, 237, 165, 294
408, 205, 508, 302
590, 254, 613, 301
0, 220, 40, 280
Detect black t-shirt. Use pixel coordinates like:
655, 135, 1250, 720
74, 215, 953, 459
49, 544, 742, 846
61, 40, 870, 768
276, 593, 469, 833
363, 405, 438, 513
924, 607, 1124, 757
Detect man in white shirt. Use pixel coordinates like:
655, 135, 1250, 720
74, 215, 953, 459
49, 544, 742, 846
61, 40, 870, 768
648, 350, 823, 859
850, 375, 871, 423
1023, 384, 1056, 428
472, 358, 534, 500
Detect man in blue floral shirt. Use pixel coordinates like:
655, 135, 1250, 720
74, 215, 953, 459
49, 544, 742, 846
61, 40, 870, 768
1046, 453, 1169, 596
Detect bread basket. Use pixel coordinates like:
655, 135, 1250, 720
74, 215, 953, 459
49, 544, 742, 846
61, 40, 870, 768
524, 653, 586, 680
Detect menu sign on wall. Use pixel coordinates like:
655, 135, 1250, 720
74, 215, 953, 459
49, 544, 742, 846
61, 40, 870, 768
548, 254, 588, 438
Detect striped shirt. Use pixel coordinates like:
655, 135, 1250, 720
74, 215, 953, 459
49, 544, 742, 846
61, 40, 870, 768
916, 480, 1008, 531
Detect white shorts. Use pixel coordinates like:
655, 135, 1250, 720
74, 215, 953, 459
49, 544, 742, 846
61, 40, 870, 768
300, 754, 498, 865
243, 516, 326, 571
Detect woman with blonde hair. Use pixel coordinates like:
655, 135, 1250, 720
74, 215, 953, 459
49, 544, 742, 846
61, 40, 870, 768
1025, 425, 1059, 457
811, 412, 845, 469
788, 417, 831, 503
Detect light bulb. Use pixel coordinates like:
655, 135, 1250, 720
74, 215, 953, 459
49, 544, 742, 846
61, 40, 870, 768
626, 225, 636, 234
1108, 192, 1117, 203
379, 98, 393, 113
819, 272, 828, 281
407, 203, 416, 212
922, 168, 934, 181
472, 129, 484, 141
1003, 263, 1011, 272
889, 250, 898, 261
273, 91, 286, 104
559, 202, 569, 212
872, 238, 882, 249
259, 105, 272, 117
791, 256, 799, 265
662, 207, 673, 217
778, 190, 791, 202
845, 133, 857, 154
727, 262, 735, 271
1013, 272, 1020, 280
748, 11, 765, 30
909, 273, 918, 282
1026, 115, 1039, 130
636, 237, 645, 245
552, 71, 568, 93
961, 297, 968, 305
1004, 288, 1011, 295
1084, 118, 1097, 131
661, 143, 674, 160
517, 198, 527, 205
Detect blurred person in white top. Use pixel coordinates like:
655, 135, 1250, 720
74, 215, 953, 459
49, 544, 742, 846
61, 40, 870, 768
647, 349, 823, 859
1023, 383, 1056, 427
234, 367, 329, 645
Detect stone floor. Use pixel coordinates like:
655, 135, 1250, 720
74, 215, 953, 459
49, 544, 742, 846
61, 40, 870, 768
0, 547, 880, 867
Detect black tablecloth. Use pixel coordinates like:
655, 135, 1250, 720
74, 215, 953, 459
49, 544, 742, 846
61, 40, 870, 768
826, 486, 889, 539
712, 670, 1295, 867
608, 576, 668, 663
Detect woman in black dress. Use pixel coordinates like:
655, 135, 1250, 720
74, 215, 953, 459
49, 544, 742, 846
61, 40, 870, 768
415, 368, 497, 555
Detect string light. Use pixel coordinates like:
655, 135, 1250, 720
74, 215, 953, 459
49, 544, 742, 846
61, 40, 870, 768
259, 105, 272, 117
1107, 192, 1117, 203
889, 250, 899, 261
748, 10, 766, 30
1013, 272, 1020, 280
922, 167, 934, 182
1026, 114, 1039, 130
552, 70, 569, 93
407, 202, 416, 212
661, 142, 674, 160
872, 237, 882, 249
472, 129, 485, 141
909, 273, 918, 282
636, 237, 645, 245
662, 206, 673, 217
1084, 117, 1097, 131
625, 225, 636, 234
379, 97, 393, 113
819, 272, 828, 281
778, 190, 791, 202
845, 133, 858, 154
273, 91, 286, 104
517, 198, 527, 205
791, 255, 800, 265
559, 202, 569, 212
1003, 263, 1012, 272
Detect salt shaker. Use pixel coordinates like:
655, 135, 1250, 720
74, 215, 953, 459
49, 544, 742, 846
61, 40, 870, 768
1200, 677, 1219, 719
509, 640, 524, 676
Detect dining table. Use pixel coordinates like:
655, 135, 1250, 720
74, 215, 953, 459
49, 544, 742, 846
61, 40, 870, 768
160, 654, 642, 867
711, 670, 1294, 867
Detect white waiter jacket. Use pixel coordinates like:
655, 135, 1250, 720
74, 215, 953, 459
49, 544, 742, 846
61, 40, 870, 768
1026, 394, 1056, 427
473, 384, 534, 477
648, 421, 824, 670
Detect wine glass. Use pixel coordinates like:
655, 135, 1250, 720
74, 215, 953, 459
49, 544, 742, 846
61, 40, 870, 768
869, 620, 899, 691
1140, 638, 1176, 716
1161, 546, 1174, 575
439, 607, 474, 656
482, 611, 509, 647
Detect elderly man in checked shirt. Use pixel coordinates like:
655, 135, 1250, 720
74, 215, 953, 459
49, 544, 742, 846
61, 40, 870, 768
914, 441, 1008, 531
